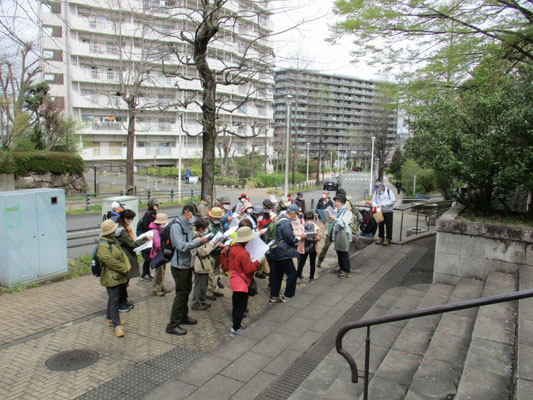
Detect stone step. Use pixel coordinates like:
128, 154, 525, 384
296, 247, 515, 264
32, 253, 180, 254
454, 271, 517, 400
310, 284, 432, 400
404, 277, 485, 399
514, 266, 533, 400
341, 282, 453, 400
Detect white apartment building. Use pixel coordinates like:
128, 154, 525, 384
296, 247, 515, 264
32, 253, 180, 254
39, 0, 275, 169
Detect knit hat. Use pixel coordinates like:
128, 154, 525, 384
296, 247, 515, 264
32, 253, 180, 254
100, 220, 119, 236
148, 198, 160, 208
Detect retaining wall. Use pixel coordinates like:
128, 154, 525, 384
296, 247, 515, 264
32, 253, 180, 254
434, 204, 533, 284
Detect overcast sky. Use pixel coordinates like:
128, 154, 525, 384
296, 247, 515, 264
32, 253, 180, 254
270, 0, 379, 80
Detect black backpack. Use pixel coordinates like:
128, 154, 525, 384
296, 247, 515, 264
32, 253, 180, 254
91, 240, 111, 277
160, 219, 188, 259
359, 209, 377, 235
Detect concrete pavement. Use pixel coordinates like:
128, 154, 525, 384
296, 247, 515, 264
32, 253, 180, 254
0, 226, 431, 399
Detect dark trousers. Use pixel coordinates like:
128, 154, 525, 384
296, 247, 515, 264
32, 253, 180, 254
378, 212, 394, 240
232, 291, 249, 330
318, 234, 333, 266
337, 251, 351, 273
118, 284, 129, 308
168, 267, 193, 329
297, 252, 317, 280
106, 284, 125, 327
141, 249, 151, 277
270, 258, 297, 298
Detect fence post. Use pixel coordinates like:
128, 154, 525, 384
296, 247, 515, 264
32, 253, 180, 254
170, 188, 174, 202
147, 190, 151, 204
120, 190, 124, 196
311, 198, 315, 211
190, 189, 194, 203
85, 193, 90, 212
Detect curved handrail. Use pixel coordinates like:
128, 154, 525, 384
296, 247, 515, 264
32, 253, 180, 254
336, 288, 533, 389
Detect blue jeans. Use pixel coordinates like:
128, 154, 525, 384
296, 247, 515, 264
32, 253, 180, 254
270, 258, 297, 298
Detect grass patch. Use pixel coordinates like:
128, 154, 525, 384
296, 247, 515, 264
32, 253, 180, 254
459, 210, 533, 228
66, 204, 102, 215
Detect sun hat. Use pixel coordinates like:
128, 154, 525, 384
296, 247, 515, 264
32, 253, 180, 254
233, 226, 258, 243
111, 201, 125, 210
279, 196, 290, 208
288, 204, 300, 214
263, 199, 274, 210
239, 193, 247, 200
209, 207, 225, 218
243, 201, 253, 210
252, 205, 265, 215
148, 198, 160, 208
334, 193, 347, 204
154, 213, 168, 224
183, 203, 200, 217
100, 219, 119, 236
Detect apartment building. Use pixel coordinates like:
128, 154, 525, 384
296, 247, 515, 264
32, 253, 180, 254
274, 69, 398, 166
39, 0, 275, 168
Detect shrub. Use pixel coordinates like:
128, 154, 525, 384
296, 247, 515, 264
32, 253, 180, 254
0, 151, 84, 176
248, 173, 306, 188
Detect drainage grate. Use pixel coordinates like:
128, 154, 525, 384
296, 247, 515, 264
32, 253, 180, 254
46, 349, 99, 371
257, 246, 428, 400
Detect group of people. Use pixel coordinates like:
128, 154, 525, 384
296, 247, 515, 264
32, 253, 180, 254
96, 181, 396, 338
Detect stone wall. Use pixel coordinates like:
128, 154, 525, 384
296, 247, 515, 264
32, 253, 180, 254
0, 174, 15, 191
434, 204, 533, 284
15, 172, 88, 194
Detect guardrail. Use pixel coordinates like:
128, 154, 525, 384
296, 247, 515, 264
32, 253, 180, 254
66, 189, 202, 211
336, 288, 533, 400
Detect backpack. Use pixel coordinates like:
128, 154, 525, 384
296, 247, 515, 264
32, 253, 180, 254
136, 218, 144, 236
91, 239, 111, 277
359, 209, 377, 235
220, 245, 231, 272
160, 219, 188, 259
265, 216, 289, 249
349, 204, 363, 236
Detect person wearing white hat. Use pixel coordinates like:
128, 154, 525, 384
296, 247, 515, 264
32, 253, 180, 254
106, 201, 126, 222
97, 219, 131, 338
228, 227, 262, 337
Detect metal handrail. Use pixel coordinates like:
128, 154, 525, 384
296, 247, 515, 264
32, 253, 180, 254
336, 288, 533, 400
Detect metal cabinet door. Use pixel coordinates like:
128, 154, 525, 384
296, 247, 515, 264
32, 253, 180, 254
36, 190, 68, 278
2, 193, 41, 284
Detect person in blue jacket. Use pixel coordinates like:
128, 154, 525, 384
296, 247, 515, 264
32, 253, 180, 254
268, 205, 306, 303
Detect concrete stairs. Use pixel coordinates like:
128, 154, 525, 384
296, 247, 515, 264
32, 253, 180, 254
330, 270, 533, 400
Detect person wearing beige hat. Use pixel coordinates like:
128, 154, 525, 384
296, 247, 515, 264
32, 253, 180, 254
148, 213, 172, 296
274, 196, 290, 215
205, 206, 226, 299
97, 219, 131, 338
228, 227, 262, 337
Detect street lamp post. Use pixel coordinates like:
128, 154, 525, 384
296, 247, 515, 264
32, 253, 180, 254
369, 136, 376, 196
284, 95, 292, 197
306, 142, 310, 182
178, 130, 182, 201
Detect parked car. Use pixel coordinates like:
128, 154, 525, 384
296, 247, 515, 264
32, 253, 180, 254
323, 178, 340, 191
352, 166, 362, 172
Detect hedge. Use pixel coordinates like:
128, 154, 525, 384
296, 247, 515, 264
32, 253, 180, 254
248, 173, 306, 188
0, 151, 85, 176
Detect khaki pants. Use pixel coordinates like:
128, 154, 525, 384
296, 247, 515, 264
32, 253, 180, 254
207, 254, 223, 295
152, 264, 166, 292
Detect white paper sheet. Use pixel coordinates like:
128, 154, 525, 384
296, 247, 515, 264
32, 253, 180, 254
210, 231, 224, 243
134, 239, 153, 252
245, 236, 269, 262
224, 226, 238, 237
229, 215, 242, 228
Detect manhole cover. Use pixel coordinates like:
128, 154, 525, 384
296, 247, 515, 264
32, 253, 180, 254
45, 349, 99, 371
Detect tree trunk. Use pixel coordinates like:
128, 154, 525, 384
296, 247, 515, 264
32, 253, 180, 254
126, 105, 136, 194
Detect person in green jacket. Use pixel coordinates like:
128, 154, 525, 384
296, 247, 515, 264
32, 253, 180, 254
97, 219, 131, 338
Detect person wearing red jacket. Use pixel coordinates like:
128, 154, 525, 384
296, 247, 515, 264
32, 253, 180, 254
228, 227, 262, 337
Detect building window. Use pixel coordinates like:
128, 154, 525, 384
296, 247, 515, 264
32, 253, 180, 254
109, 142, 123, 156
91, 67, 99, 79
44, 1, 61, 14
92, 142, 100, 156
107, 69, 115, 81
43, 50, 54, 60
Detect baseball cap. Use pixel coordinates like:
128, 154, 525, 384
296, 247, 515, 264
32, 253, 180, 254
111, 201, 125, 210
